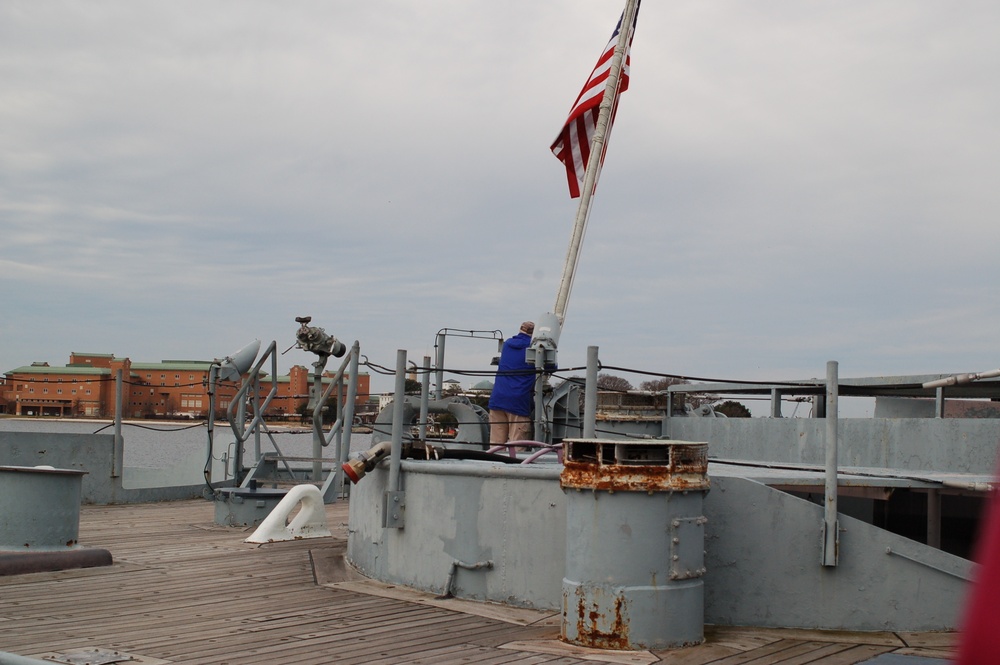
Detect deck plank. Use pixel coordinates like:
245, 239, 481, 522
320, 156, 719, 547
803, 645, 899, 664
0, 499, 958, 665
762, 642, 856, 664
656, 643, 745, 664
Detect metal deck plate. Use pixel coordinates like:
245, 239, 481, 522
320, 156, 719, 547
43, 648, 134, 664
31, 648, 168, 665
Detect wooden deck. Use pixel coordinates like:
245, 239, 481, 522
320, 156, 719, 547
0, 499, 955, 664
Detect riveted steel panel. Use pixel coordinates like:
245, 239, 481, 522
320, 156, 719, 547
670, 516, 707, 581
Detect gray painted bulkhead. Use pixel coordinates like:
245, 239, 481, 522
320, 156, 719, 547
705, 473, 969, 631
346, 456, 972, 632
666, 417, 1000, 473
348, 461, 566, 610
0, 431, 213, 504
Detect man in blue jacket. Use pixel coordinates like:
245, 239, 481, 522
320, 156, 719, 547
488, 321, 535, 444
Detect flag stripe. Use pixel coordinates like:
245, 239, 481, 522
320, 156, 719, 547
551, 3, 639, 198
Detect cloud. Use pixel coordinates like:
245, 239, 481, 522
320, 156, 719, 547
2, 0, 999, 396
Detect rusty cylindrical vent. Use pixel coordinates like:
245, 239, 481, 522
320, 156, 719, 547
559, 439, 709, 651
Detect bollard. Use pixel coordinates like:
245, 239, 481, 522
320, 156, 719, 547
0, 465, 112, 576
0, 465, 86, 550
560, 439, 709, 650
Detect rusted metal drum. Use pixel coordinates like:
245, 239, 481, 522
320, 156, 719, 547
0, 465, 85, 551
560, 439, 709, 650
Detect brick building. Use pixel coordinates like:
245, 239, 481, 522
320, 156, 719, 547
0, 352, 370, 419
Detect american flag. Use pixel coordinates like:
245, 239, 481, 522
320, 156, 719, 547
551, 3, 640, 199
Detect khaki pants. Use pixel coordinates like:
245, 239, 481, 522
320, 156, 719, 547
489, 409, 532, 444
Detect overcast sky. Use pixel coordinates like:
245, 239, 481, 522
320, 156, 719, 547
3, 1, 999, 410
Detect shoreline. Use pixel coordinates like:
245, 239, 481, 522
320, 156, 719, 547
0, 415, 373, 434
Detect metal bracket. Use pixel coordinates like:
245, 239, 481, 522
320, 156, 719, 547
821, 519, 840, 567
383, 490, 406, 529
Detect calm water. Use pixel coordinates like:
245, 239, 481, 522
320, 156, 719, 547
0, 418, 372, 487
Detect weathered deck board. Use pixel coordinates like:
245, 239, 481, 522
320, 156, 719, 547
0, 499, 955, 664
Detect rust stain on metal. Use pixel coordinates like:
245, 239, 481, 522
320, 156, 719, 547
570, 595, 630, 650
561, 460, 709, 492
560, 439, 709, 493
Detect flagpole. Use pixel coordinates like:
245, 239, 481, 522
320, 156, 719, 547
552, 0, 639, 326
